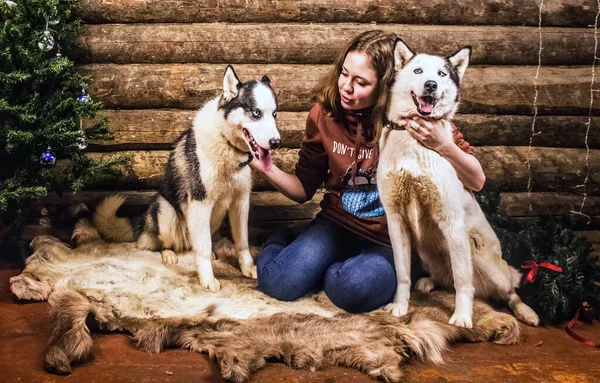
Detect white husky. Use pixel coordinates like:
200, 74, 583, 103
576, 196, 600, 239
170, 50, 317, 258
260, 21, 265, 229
93, 65, 280, 292
377, 39, 539, 328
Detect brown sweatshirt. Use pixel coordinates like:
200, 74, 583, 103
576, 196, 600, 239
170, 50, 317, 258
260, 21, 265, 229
295, 103, 474, 247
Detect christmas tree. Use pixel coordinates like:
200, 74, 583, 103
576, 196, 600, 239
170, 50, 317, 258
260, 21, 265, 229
0, 0, 123, 234
477, 191, 600, 323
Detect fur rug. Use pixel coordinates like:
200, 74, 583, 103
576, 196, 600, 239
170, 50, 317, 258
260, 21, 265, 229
10, 219, 521, 383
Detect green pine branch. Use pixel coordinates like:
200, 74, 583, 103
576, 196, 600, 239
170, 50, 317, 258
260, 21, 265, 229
1, 0, 124, 230
477, 191, 600, 322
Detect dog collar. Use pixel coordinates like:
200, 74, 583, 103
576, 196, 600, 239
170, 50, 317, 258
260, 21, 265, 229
385, 120, 406, 131
239, 152, 253, 168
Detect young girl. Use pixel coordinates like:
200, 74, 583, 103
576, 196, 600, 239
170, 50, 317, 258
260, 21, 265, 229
250, 30, 485, 313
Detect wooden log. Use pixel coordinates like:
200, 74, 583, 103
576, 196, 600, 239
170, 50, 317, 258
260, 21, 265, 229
86, 110, 306, 150
454, 114, 600, 150
79, 146, 600, 195
1, 219, 313, 245
28, 190, 325, 223
500, 193, 600, 217
88, 110, 600, 150
76, 0, 596, 27
14, 191, 600, 242
28, 190, 599, 225
84, 64, 595, 115
510, 216, 600, 231
477, 146, 600, 196
499, 192, 600, 230
8, 220, 600, 247
579, 231, 600, 244
82, 149, 299, 190
75, 24, 596, 66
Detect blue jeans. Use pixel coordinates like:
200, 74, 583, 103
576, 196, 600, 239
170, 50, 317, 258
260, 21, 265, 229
257, 216, 396, 313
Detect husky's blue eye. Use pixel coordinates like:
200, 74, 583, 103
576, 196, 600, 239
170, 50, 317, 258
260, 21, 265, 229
438, 71, 447, 77
414, 68, 423, 74
251, 109, 262, 118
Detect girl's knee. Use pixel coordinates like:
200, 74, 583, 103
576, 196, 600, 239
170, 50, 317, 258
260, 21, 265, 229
257, 272, 301, 301
257, 261, 312, 302
324, 257, 396, 313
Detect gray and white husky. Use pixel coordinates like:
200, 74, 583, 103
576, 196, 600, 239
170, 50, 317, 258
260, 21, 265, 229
93, 65, 280, 291
377, 39, 539, 327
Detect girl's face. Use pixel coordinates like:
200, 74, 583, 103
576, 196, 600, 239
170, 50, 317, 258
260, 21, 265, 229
338, 52, 379, 110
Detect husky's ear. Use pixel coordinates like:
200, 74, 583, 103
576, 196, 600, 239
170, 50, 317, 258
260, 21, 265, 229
393, 38, 414, 69
261, 75, 271, 86
448, 46, 471, 81
223, 65, 241, 102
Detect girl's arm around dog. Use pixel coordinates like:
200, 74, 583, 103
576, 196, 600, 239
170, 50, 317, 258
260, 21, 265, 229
408, 117, 486, 192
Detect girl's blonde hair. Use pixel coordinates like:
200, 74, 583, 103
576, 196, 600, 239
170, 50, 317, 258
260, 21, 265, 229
313, 30, 399, 142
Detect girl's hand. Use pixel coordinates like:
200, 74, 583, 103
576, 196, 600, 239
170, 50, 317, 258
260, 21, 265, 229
406, 117, 453, 154
249, 156, 270, 174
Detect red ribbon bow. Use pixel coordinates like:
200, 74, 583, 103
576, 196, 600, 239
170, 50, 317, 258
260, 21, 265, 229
521, 260, 563, 283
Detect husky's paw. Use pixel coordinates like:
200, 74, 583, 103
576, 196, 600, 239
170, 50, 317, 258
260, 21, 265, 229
449, 312, 473, 328
240, 263, 257, 279
414, 277, 436, 293
161, 250, 178, 265
514, 302, 540, 326
200, 277, 221, 292
383, 302, 408, 317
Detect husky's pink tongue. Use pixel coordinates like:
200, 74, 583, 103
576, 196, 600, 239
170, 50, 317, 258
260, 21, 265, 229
257, 147, 273, 171
418, 97, 435, 114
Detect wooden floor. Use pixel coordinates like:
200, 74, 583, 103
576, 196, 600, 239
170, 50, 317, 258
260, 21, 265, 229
1, 254, 599, 383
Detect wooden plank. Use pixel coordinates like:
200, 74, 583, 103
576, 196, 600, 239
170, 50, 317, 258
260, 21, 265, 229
74, 146, 600, 195
75, 24, 596, 66
84, 64, 595, 115
76, 0, 597, 27
88, 110, 600, 150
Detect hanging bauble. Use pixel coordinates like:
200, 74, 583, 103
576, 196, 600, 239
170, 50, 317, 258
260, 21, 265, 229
38, 30, 55, 51
39, 146, 56, 168
78, 89, 92, 103
75, 132, 88, 150
52, 49, 62, 62
52, 48, 63, 64
580, 301, 597, 323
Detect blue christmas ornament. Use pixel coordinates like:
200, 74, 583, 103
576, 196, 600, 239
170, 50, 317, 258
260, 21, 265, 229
78, 89, 92, 103
40, 146, 56, 168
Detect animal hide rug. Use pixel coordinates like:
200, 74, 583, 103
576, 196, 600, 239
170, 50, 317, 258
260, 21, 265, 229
10, 219, 520, 383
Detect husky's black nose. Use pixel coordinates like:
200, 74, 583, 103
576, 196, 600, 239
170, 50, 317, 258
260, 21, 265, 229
269, 138, 281, 149
424, 80, 437, 92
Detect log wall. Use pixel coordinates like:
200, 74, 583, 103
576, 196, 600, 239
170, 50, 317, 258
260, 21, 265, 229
14, 0, 600, 247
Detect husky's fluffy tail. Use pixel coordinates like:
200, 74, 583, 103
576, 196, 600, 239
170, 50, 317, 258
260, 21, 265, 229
93, 194, 135, 242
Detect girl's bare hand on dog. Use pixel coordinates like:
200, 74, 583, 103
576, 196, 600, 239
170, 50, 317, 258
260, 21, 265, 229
249, 157, 269, 173
407, 117, 453, 154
